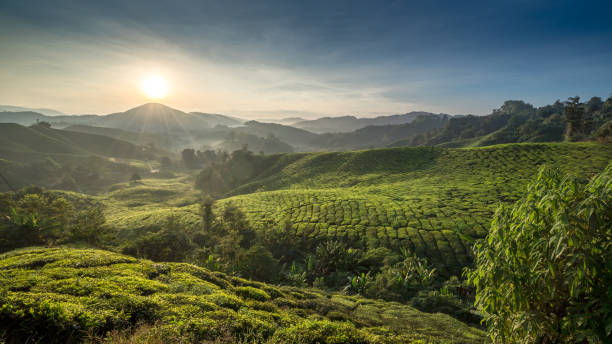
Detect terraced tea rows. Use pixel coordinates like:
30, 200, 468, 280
217, 143, 612, 274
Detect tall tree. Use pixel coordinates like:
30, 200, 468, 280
181, 148, 197, 168
564, 96, 585, 141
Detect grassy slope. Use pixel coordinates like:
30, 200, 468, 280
100, 143, 612, 275
102, 177, 202, 236
0, 247, 484, 343
0, 123, 151, 163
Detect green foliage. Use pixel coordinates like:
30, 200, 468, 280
268, 320, 372, 344
0, 189, 109, 252
122, 217, 193, 262
564, 96, 586, 141
0, 247, 484, 343
238, 245, 278, 282
69, 207, 109, 246
468, 165, 612, 343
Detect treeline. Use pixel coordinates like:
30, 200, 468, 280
193, 148, 294, 196
395, 96, 612, 147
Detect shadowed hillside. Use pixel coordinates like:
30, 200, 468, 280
0, 123, 154, 162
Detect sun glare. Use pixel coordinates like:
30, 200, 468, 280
141, 75, 168, 99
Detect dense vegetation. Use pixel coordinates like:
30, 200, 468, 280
396, 97, 612, 148
468, 164, 612, 343
0, 247, 484, 343
194, 143, 611, 276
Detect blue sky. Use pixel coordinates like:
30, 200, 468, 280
0, 0, 611, 117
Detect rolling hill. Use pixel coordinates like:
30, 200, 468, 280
62, 124, 175, 150
191, 111, 244, 127
0, 123, 152, 162
0, 123, 167, 193
0, 111, 53, 126
236, 121, 321, 151
319, 114, 449, 150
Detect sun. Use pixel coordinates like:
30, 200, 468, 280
141, 75, 168, 99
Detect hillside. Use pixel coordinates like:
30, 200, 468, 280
0, 123, 167, 193
62, 124, 176, 150
293, 112, 443, 134
190, 111, 244, 126
320, 114, 449, 150
0, 111, 51, 126
394, 98, 612, 148
0, 123, 153, 162
237, 121, 321, 151
0, 247, 484, 343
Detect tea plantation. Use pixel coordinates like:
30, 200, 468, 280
217, 143, 612, 274
101, 143, 612, 275
0, 247, 484, 343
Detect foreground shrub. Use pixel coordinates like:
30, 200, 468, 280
268, 320, 370, 344
468, 165, 612, 343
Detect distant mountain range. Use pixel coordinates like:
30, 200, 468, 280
255, 117, 306, 125
1, 97, 609, 154
0, 103, 243, 132
0, 105, 64, 116
291, 112, 446, 133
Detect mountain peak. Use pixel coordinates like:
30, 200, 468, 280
125, 102, 183, 114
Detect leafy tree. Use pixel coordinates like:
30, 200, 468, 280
564, 96, 585, 141
69, 207, 109, 246
238, 244, 278, 281
122, 226, 193, 262
594, 119, 612, 142
468, 165, 612, 343
199, 196, 215, 233
0, 192, 81, 251
160, 156, 172, 169
220, 202, 255, 247
181, 148, 197, 168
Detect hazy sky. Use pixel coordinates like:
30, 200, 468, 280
1, 0, 611, 118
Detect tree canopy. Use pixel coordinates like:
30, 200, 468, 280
468, 164, 612, 343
